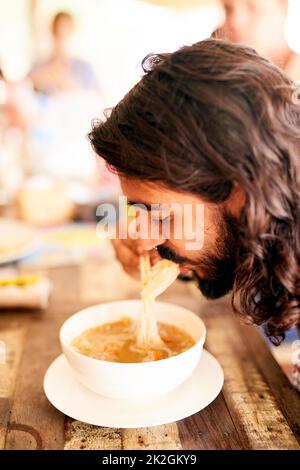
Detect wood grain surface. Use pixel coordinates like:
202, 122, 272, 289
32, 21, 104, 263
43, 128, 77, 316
0, 260, 299, 450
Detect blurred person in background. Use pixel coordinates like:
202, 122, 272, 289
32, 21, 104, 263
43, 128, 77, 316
25, 11, 106, 183
0, 67, 33, 135
214, 0, 300, 80
0, 67, 35, 207
29, 11, 99, 95
23, 10, 116, 219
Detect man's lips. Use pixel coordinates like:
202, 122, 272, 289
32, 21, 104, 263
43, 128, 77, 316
179, 263, 206, 280
179, 264, 192, 275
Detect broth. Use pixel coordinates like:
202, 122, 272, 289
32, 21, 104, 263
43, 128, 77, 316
71, 317, 195, 363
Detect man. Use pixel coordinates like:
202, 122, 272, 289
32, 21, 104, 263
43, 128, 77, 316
89, 39, 300, 345
30, 11, 99, 95
214, 0, 300, 80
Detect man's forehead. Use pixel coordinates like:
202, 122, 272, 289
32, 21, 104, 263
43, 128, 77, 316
120, 178, 203, 206
120, 177, 164, 194
121, 180, 174, 205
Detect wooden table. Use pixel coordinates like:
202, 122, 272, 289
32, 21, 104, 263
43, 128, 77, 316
0, 260, 300, 450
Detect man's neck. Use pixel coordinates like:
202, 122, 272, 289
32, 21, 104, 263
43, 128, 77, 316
52, 41, 69, 61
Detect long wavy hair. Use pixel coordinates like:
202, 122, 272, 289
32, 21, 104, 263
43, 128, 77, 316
89, 39, 300, 343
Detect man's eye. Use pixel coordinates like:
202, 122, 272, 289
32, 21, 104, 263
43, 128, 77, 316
161, 216, 170, 225
152, 217, 170, 226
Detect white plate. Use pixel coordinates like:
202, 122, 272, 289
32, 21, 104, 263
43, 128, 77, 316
0, 240, 40, 265
0, 218, 40, 265
43, 350, 224, 428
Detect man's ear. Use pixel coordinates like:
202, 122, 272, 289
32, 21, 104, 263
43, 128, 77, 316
225, 183, 246, 217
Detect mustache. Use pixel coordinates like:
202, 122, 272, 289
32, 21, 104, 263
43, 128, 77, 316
156, 244, 190, 265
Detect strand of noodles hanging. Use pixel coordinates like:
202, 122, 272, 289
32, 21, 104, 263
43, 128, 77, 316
136, 253, 180, 349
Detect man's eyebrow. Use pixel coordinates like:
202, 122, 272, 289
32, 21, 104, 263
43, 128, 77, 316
127, 201, 162, 211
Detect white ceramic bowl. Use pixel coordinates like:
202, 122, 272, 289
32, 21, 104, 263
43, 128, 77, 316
59, 300, 206, 401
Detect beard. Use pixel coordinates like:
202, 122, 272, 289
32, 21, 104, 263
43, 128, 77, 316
157, 211, 240, 300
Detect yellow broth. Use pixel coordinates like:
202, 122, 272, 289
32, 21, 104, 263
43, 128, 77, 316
71, 317, 195, 363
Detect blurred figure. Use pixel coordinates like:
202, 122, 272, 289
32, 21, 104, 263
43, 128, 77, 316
215, 0, 300, 80
0, 67, 34, 136
26, 11, 117, 196
0, 68, 29, 206
29, 11, 99, 95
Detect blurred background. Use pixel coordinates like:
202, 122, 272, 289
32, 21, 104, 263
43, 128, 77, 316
0, 0, 299, 382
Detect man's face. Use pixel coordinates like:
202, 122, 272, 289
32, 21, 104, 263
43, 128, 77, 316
53, 17, 74, 42
220, 0, 287, 59
120, 178, 244, 299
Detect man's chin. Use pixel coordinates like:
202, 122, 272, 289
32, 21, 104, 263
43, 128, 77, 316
195, 275, 233, 300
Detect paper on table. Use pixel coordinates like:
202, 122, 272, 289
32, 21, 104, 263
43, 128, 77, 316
0, 276, 52, 309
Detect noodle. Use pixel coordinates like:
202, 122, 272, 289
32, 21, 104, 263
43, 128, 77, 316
136, 254, 180, 349
70, 255, 195, 363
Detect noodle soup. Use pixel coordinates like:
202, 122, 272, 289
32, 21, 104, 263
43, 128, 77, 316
60, 300, 206, 399
71, 317, 195, 363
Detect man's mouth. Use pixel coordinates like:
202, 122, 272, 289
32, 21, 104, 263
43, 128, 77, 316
179, 264, 191, 275
179, 264, 189, 274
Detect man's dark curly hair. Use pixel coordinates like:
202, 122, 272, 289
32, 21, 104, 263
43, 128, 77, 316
89, 39, 300, 344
